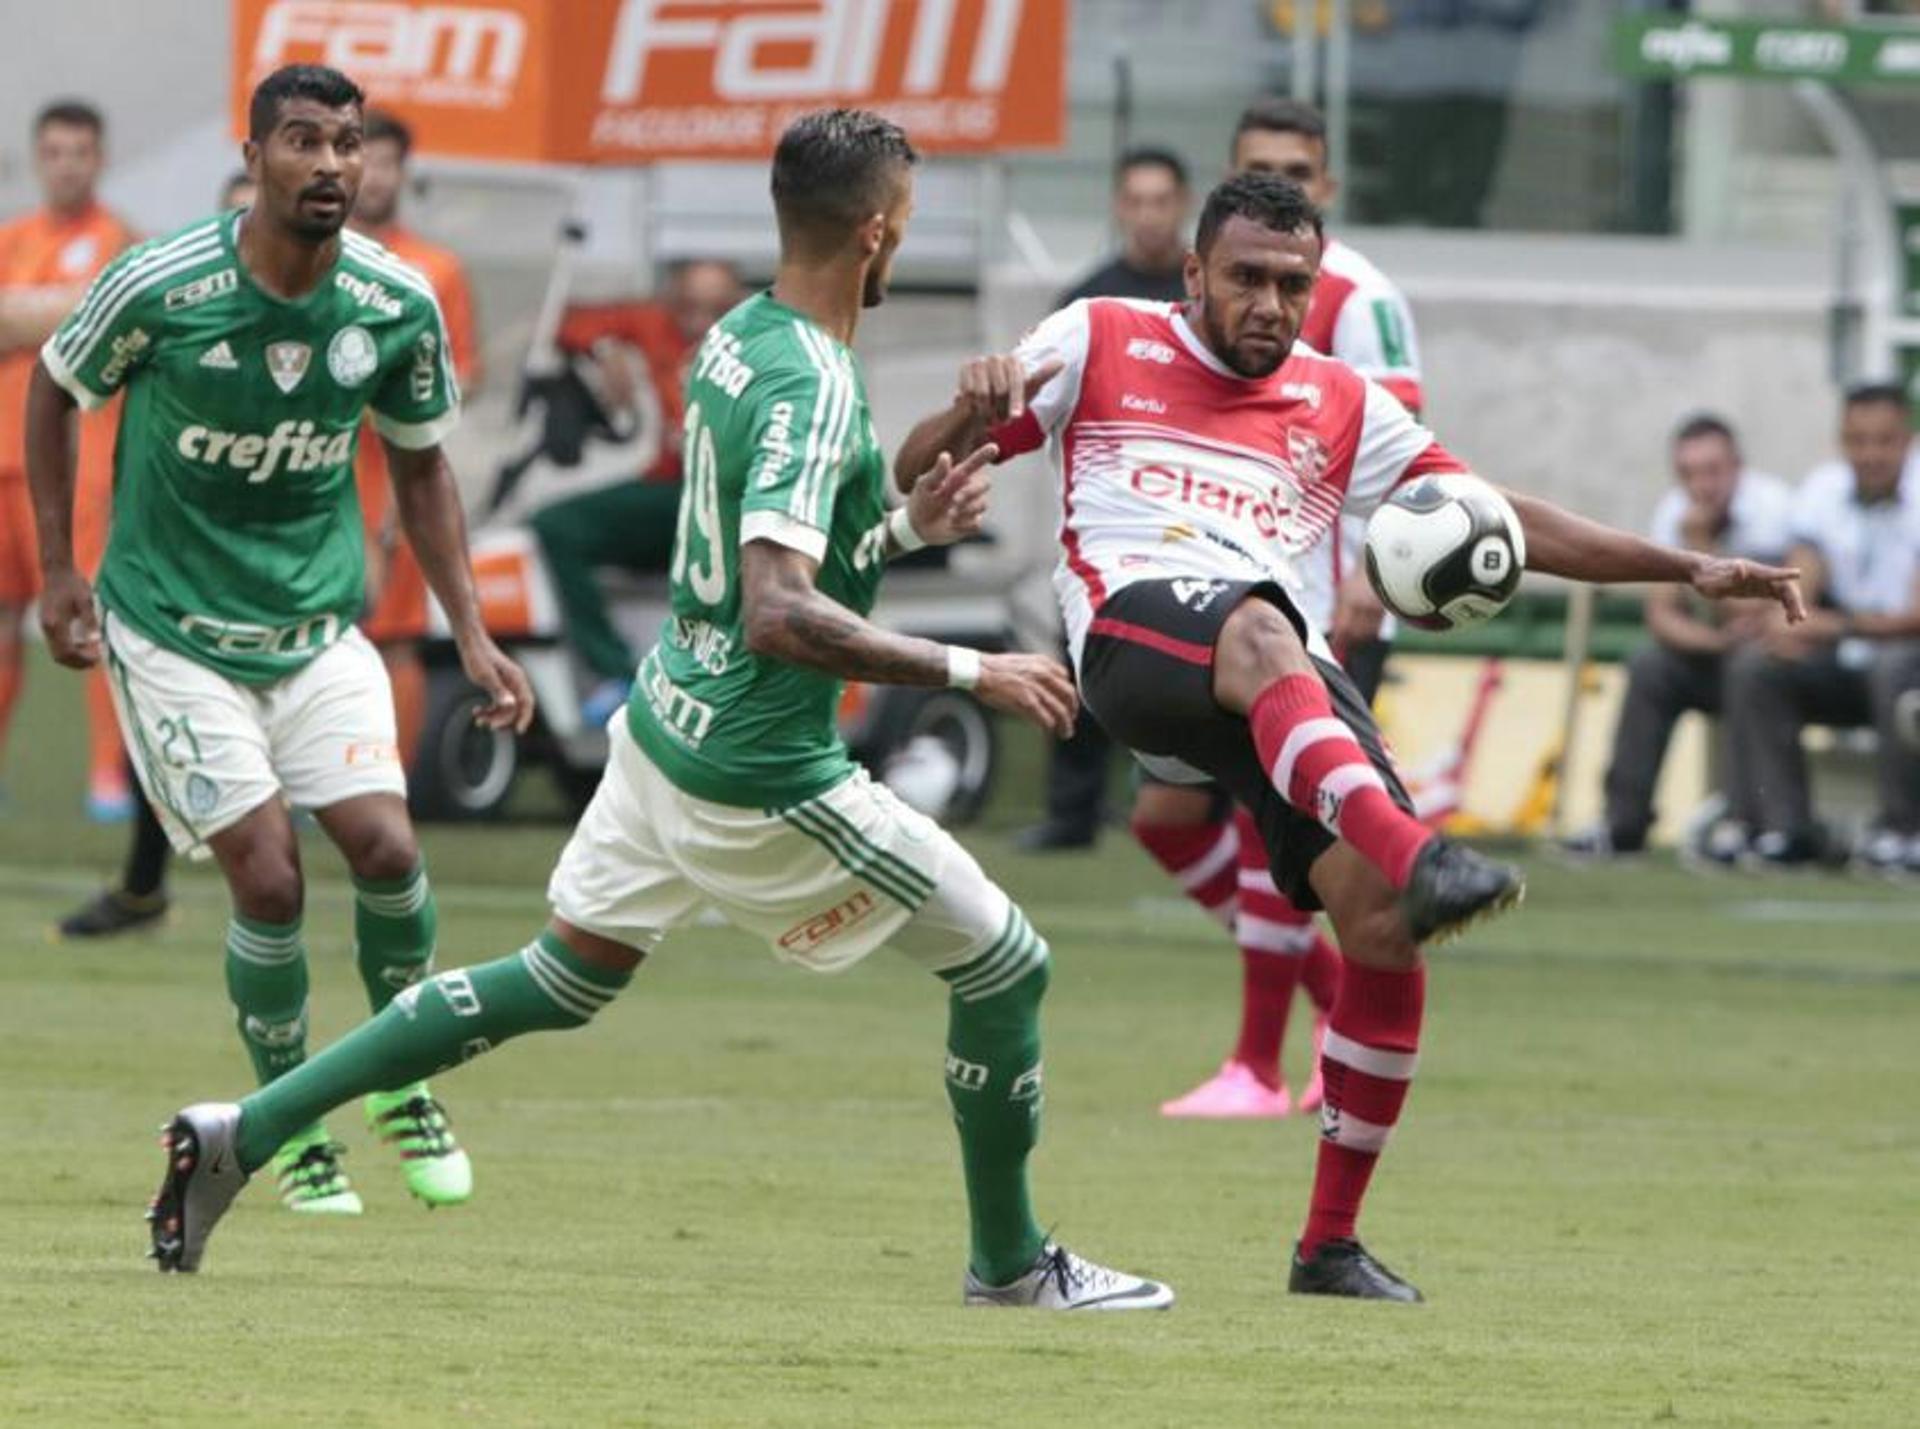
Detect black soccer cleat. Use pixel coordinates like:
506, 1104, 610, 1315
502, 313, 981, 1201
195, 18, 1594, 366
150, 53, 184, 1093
1288, 1238, 1423, 1303
1399, 836, 1523, 944
58, 888, 169, 940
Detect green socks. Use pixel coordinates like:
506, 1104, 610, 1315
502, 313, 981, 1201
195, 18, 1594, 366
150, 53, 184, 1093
234, 932, 631, 1172
940, 906, 1051, 1286
353, 864, 437, 1012
225, 916, 310, 1084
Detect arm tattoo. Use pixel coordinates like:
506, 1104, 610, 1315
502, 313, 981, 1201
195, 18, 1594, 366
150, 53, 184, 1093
777, 588, 948, 686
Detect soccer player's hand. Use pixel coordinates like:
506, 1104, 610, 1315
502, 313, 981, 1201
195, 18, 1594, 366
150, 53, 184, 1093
40, 566, 101, 669
1691, 557, 1806, 624
904, 442, 997, 547
974, 652, 1078, 739
457, 632, 536, 734
956, 355, 1065, 427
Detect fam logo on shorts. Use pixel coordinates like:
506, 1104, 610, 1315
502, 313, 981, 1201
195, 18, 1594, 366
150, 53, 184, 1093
328, 325, 379, 388
185, 771, 220, 818
778, 889, 878, 952
266, 340, 311, 394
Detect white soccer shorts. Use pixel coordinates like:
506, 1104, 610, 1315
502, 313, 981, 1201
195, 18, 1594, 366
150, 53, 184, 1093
103, 611, 406, 857
549, 716, 1017, 977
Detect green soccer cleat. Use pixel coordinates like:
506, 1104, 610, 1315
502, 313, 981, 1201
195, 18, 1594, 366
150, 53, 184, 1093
365, 1084, 472, 1208
270, 1125, 363, 1215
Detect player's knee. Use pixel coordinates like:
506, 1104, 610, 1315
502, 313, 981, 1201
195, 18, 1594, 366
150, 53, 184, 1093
1130, 781, 1217, 831
1214, 597, 1311, 713
344, 821, 421, 884
230, 849, 303, 925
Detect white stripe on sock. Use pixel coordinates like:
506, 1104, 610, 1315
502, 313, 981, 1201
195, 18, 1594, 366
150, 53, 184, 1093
1175, 825, 1239, 891
1273, 717, 1353, 797
1321, 1028, 1419, 1081
1319, 1103, 1392, 1153
518, 946, 603, 1021
1234, 915, 1318, 955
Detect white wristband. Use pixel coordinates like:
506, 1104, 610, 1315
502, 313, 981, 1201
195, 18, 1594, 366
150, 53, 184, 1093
887, 504, 928, 554
945, 645, 982, 690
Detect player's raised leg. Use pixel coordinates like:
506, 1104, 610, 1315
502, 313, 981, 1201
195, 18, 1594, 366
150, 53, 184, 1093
1211, 595, 1521, 940
151, 918, 641, 1271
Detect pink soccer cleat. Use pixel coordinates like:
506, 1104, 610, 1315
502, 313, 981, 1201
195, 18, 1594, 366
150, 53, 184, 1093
1159, 1060, 1292, 1119
1294, 1014, 1329, 1115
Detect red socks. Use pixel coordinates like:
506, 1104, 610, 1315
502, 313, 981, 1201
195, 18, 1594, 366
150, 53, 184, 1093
1230, 807, 1323, 1083
1131, 814, 1239, 928
1300, 959, 1424, 1255
1248, 675, 1430, 890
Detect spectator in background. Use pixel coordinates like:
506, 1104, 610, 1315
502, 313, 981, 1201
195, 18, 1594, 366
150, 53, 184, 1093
59, 168, 255, 938
1018, 146, 1192, 852
219, 170, 256, 210
530, 258, 744, 726
1724, 383, 1920, 871
348, 109, 482, 770
0, 100, 136, 820
1562, 414, 1793, 860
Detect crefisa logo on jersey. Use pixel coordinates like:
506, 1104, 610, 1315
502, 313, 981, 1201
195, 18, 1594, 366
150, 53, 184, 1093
265, 341, 311, 394
328, 325, 379, 388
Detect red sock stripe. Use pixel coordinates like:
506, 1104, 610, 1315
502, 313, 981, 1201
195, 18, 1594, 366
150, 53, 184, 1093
1300, 960, 1426, 1256
1132, 816, 1239, 924
1248, 676, 1430, 889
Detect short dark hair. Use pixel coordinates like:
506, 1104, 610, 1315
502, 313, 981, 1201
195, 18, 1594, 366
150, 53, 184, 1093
1673, 412, 1738, 449
34, 100, 104, 138
1232, 97, 1326, 156
248, 64, 365, 142
770, 108, 918, 251
1195, 171, 1323, 256
364, 108, 413, 158
1843, 380, 1909, 415
1116, 145, 1188, 191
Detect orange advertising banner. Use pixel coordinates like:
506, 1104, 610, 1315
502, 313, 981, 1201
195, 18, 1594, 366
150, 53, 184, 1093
231, 0, 1068, 163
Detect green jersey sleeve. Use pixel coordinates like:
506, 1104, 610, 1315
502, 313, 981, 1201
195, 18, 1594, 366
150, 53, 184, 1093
39, 237, 177, 409
369, 290, 460, 451
735, 354, 857, 564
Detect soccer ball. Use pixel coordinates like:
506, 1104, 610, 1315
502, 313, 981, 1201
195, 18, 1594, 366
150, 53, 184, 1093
1362, 473, 1526, 631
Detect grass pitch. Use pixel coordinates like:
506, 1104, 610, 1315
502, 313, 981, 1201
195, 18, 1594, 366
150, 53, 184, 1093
1, 656, 1915, 1426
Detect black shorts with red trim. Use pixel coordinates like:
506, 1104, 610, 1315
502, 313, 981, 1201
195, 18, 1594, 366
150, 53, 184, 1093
1079, 577, 1412, 910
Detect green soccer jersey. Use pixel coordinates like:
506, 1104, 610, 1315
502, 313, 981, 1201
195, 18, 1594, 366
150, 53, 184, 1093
627, 292, 890, 808
41, 210, 459, 683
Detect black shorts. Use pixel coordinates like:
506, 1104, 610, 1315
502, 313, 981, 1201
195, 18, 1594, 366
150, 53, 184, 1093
1080, 578, 1412, 910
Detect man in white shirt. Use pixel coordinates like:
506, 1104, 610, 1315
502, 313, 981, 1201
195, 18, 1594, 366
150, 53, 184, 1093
1564, 414, 1793, 857
1724, 383, 1920, 870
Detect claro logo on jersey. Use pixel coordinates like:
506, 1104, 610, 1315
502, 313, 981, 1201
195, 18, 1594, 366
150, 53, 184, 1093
1131, 464, 1287, 540
176, 420, 355, 483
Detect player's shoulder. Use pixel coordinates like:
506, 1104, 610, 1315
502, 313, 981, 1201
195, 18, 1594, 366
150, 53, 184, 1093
732, 297, 854, 387
338, 228, 443, 315
1279, 339, 1369, 398
84, 213, 230, 315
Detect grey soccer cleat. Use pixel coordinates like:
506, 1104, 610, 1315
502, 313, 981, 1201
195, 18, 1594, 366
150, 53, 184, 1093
963, 1242, 1175, 1311
148, 1102, 248, 1273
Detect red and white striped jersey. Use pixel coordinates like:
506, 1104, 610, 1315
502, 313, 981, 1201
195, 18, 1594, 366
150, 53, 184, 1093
992, 297, 1462, 668
1297, 238, 1424, 639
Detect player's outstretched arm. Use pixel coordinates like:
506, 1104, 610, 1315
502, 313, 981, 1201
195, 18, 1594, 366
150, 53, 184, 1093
740, 540, 1077, 737
384, 440, 536, 733
1502, 486, 1806, 623
893, 356, 1063, 493
23, 359, 98, 668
